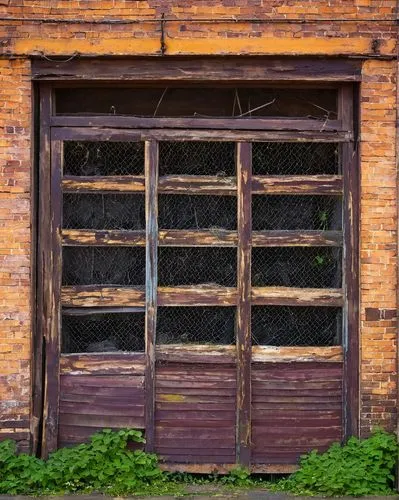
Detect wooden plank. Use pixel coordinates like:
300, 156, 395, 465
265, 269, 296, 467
62, 228, 342, 248
42, 138, 63, 458
60, 413, 144, 428
52, 127, 351, 143
252, 287, 343, 306
33, 58, 362, 82
33, 83, 51, 456
51, 115, 343, 132
236, 142, 252, 467
252, 175, 343, 195
61, 375, 144, 388
59, 401, 144, 417
156, 345, 236, 364
252, 230, 342, 247
61, 285, 239, 307
60, 353, 145, 375
144, 140, 158, 453
340, 86, 359, 439
62, 175, 145, 193
158, 286, 238, 306
158, 175, 236, 195
252, 346, 342, 363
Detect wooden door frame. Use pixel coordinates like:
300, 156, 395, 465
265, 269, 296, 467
34, 79, 359, 461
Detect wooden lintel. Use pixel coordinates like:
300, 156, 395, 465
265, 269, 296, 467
52, 127, 351, 143
252, 287, 343, 307
252, 345, 343, 363
159, 175, 236, 195
51, 115, 343, 133
33, 57, 362, 82
62, 176, 145, 193
252, 175, 343, 195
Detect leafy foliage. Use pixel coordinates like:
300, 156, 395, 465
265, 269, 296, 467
274, 430, 398, 496
0, 429, 168, 495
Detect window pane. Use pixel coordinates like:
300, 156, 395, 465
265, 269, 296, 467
157, 307, 235, 345
158, 247, 236, 287
252, 195, 342, 231
62, 247, 145, 286
252, 247, 342, 288
62, 312, 145, 353
252, 306, 342, 346
63, 141, 144, 176
252, 143, 339, 175
63, 194, 145, 230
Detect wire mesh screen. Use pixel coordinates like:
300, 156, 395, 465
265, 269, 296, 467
159, 141, 236, 176
156, 307, 235, 345
252, 195, 342, 231
252, 143, 339, 176
63, 141, 144, 176
62, 247, 145, 286
158, 247, 237, 286
62, 311, 145, 353
252, 247, 342, 288
63, 194, 145, 230
252, 306, 342, 346
158, 194, 237, 230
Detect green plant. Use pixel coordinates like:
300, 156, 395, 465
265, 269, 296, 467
221, 466, 254, 487
0, 429, 167, 495
273, 429, 398, 496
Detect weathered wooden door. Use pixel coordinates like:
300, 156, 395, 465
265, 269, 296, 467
38, 85, 358, 472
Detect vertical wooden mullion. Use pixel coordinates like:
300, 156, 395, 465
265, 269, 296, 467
33, 84, 51, 455
144, 140, 158, 452
42, 137, 62, 457
340, 85, 359, 439
236, 142, 252, 466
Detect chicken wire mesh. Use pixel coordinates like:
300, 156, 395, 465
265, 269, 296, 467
63, 141, 144, 176
252, 142, 340, 176
252, 306, 342, 346
158, 194, 237, 230
62, 247, 145, 286
252, 195, 342, 231
62, 311, 145, 353
158, 247, 237, 287
156, 307, 235, 345
252, 247, 342, 288
63, 194, 145, 230
159, 141, 236, 176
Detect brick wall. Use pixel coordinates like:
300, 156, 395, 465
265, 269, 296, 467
0, 0, 397, 450
0, 59, 31, 450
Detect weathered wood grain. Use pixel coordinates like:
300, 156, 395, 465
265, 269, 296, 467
252, 175, 343, 195
60, 353, 145, 375
252, 287, 343, 306
33, 57, 362, 82
252, 345, 343, 363
62, 175, 145, 192
144, 140, 158, 453
51, 115, 343, 132
158, 175, 236, 195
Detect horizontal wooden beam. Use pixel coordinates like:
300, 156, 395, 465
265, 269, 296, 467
252, 230, 342, 247
62, 176, 145, 193
62, 229, 342, 247
52, 127, 351, 143
158, 175, 236, 195
252, 175, 343, 195
51, 115, 344, 132
158, 463, 298, 474
61, 285, 343, 307
62, 175, 343, 195
251, 346, 342, 363
32, 57, 362, 82
252, 287, 343, 307
60, 353, 146, 375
